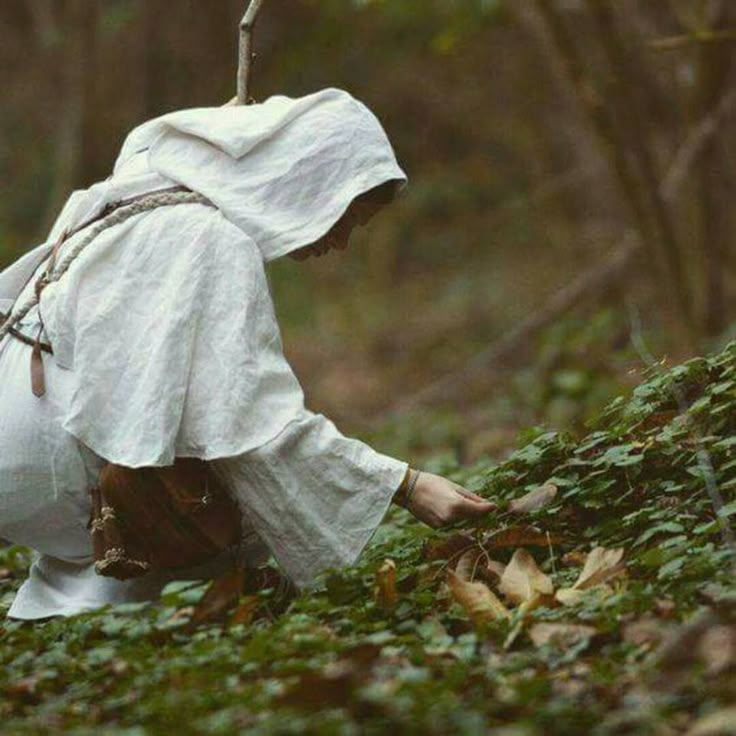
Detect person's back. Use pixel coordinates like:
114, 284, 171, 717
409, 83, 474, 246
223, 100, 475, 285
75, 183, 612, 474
0, 88, 496, 620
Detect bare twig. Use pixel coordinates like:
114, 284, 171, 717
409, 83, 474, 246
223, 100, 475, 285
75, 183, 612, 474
648, 29, 736, 51
237, 0, 268, 105
661, 87, 736, 202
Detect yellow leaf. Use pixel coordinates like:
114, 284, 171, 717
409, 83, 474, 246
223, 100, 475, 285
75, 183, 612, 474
373, 558, 397, 611
508, 484, 558, 513
498, 549, 553, 605
447, 569, 511, 626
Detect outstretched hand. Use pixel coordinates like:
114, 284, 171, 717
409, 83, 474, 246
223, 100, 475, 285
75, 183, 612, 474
400, 471, 497, 528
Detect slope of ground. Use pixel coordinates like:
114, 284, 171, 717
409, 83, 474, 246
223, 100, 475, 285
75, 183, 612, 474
1, 341, 735, 735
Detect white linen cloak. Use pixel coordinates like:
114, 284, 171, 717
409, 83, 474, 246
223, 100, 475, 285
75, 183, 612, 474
0, 88, 409, 619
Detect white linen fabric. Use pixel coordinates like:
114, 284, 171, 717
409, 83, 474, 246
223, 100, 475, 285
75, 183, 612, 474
0, 87, 409, 618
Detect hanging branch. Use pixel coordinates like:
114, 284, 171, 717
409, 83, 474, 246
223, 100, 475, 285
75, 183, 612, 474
237, 0, 268, 105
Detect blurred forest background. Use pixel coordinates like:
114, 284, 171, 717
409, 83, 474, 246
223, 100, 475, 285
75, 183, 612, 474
1, 0, 735, 463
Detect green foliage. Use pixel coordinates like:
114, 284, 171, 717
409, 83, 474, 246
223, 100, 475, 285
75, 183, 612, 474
1, 340, 735, 734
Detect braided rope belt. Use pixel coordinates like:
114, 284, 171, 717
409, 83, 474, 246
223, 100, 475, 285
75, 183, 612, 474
0, 190, 212, 344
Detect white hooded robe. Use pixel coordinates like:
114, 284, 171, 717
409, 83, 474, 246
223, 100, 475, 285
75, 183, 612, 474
0, 88, 409, 619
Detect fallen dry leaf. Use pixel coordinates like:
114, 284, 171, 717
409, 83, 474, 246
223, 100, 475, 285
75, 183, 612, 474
483, 525, 563, 551
561, 551, 587, 567
576, 546, 626, 589
529, 622, 598, 647
485, 559, 507, 580
509, 484, 558, 513
229, 595, 261, 626
498, 549, 553, 606
423, 533, 476, 564
697, 624, 736, 676
555, 546, 626, 606
5, 675, 42, 703
684, 706, 736, 736
277, 660, 358, 709
190, 566, 246, 626
455, 548, 484, 581
623, 617, 673, 648
447, 569, 511, 626
374, 559, 398, 611
455, 549, 506, 588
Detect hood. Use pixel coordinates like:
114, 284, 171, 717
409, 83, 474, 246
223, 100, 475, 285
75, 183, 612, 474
113, 88, 407, 262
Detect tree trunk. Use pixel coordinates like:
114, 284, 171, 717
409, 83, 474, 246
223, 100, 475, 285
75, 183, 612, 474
46, 0, 96, 225
691, 5, 735, 334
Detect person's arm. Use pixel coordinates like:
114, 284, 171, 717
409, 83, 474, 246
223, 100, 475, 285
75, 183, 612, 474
392, 467, 497, 528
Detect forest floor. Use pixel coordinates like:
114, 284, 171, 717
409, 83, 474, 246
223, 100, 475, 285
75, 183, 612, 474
1, 322, 735, 735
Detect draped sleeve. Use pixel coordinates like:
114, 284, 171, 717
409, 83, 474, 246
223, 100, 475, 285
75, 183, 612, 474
211, 411, 408, 589
39, 204, 306, 467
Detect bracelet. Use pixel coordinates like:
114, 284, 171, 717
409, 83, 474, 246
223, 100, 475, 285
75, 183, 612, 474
404, 470, 421, 512
393, 467, 415, 509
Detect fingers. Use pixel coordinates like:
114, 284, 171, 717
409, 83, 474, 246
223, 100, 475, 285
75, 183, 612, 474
454, 485, 497, 507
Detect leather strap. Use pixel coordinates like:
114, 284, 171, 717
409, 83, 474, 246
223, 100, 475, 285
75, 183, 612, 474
6, 326, 53, 354
4, 186, 194, 397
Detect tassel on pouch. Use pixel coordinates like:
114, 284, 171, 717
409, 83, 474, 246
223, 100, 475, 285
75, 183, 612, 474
88, 485, 152, 580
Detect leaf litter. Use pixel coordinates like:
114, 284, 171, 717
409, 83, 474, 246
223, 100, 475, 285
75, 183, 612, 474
1, 341, 736, 733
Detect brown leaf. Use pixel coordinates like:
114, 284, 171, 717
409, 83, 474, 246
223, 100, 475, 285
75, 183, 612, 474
190, 566, 245, 626
622, 617, 673, 648
455, 548, 506, 587
575, 546, 626, 589
684, 707, 736, 736
697, 624, 736, 676
509, 484, 558, 513
447, 569, 511, 626
229, 595, 260, 626
277, 660, 358, 710
423, 533, 476, 564
561, 551, 587, 567
109, 659, 129, 676
455, 548, 484, 581
555, 546, 626, 606
483, 525, 563, 551
5, 675, 42, 703
484, 559, 507, 581
529, 622, 598, 648
655, 597, 677, 619
498, 549, 553, 605
373, 559, 397, 611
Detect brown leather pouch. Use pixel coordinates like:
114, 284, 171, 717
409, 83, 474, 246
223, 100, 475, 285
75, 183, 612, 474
89, 458, 242, 580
